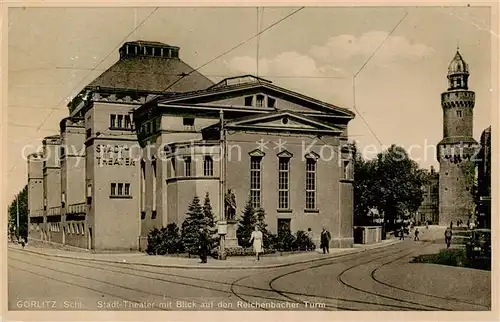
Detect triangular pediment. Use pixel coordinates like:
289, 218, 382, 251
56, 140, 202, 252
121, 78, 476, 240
224, 111, 343, 134
158, 76, 354, 119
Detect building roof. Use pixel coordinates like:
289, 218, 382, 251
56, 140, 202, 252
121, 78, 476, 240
448, 49, 469, 75
157, 74, 355, 118
86, 56, 214, 93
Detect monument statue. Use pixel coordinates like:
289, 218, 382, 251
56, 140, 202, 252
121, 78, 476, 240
225, 189, 237, 221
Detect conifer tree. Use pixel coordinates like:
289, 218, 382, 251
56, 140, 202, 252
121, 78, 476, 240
255, 207, 271, 248
236, 196, 256, 247
202, 192, 217, 248
181, 195, 205, 255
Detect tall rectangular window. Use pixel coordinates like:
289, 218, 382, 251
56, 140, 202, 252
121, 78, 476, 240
457, 110, 463, 117
204, 156, 213, 176
305, 158, 317, 210
124, 183, 130, 196
256, 94, 265, 107
118, 183, 123, 196
278, 158, 290, 209
111, 183, 116, 196
250, 157, 262, 208
184, 157, 192, 177
110, 114, 116, 128
124, 115, 131, 129
117, 115, 123, 128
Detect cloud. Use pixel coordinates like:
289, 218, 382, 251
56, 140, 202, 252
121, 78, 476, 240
310, 31, 434, 66
224, 51, 347, 78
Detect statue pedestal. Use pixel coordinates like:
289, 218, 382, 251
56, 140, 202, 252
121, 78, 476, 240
225, 220, 239, 248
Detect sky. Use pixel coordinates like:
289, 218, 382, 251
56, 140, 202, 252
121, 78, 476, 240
6, 6, 493, 202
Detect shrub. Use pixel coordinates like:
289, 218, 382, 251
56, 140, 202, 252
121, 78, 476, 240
146, 223, 184, 255
211, 247, 276, 258
236, 197, 257, 248
181, 196, 206, 256
294, 230, 315, 251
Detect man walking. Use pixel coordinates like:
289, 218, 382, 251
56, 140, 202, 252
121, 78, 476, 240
444, 225, 453, 249
198, 228, 210, 263
414, 228, 420, 241
306, 228, 315, 251
320, 228, 331, 254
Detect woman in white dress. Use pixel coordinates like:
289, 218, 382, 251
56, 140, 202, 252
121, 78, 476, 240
250, 226, 263, 261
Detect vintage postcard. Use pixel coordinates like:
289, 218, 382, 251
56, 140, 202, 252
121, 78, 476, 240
2, 2, 498, 321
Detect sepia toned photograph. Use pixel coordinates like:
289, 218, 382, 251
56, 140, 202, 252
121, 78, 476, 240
4, 4, 495, 315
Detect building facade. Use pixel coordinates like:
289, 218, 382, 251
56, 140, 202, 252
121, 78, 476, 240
476, 126, 491, 229
28, 41, 356, 251
416, 166, 439, 225
437, 49, 478, 226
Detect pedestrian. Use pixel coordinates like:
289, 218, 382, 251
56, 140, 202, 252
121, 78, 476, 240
250, 226, 263, 261
399, 227, 405, 240
444, 226, 453, 249
320, 227, 331, 254
414, 228, 420, 241
198, 228, 209, 264
450, 221, 453, 229
426, 221, 429, 230
467, 219, 470, 229
20, 237, 25, 249
306, 228, 315, 251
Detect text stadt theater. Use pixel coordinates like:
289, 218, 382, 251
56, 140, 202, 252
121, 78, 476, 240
27, 40, 356, 251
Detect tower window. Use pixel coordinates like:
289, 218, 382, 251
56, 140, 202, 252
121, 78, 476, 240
457, 110, 463, 117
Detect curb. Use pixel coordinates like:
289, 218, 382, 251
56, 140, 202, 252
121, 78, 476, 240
9, 239, 401, 270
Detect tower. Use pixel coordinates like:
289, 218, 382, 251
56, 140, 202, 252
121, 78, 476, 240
437, 49, 478, 226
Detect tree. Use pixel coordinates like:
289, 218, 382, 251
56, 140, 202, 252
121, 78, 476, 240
181, 196, 205, 256
236, 197, 256, 248
8, 185, 28, 241
255, 207, 271, 248
202, 192, 217, 248
353, 144, 429, 233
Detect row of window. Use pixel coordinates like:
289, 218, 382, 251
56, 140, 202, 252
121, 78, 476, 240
110, 114, 132, 129
250, 156, 317, 210
244, 94, 276, 108
111, 183, 131, 197
33, 222, 85, 235
170, 156, 214, 177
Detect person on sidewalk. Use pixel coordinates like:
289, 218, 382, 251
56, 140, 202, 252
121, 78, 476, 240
306, 228, 315, 251
320, 228, 331, 254
414, 228, 420, 241
20, 237, 26, 249
399, 227, 405, 240
426, 221, 429, 230
198, 228, 210, 264
444, 226, 453, 249
250, 226, 263, 261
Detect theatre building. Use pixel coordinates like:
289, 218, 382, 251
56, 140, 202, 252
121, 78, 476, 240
27, 40, 356, 251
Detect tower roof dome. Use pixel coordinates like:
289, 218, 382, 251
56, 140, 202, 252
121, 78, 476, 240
448, 49, 469, 75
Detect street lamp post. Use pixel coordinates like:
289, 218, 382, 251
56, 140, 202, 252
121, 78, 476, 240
16, 194, 20, 241
218, 110, 227, 260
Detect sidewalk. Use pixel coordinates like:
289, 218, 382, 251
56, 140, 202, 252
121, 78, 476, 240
8, 238, 401, 270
